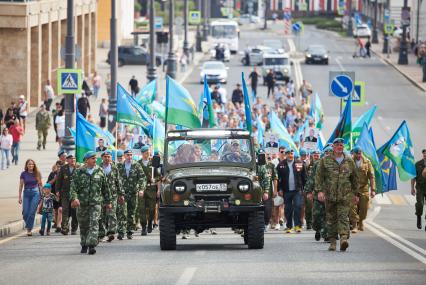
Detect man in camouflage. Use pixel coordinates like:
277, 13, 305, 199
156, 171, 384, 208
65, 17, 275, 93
411, 149, 426, 230
70, 151, 112, 255
350, 146, 376, 233
118, 149, 146, 239
305, 149, 327, 241
99, 150, 125, 242
316, 138, 359, 251
300, 148, 313, 230
114, 149, 127, 239
264, 151, 277, 230
35, 104, 51, 150
56, 154, 79, 235
138, 146, 160, 236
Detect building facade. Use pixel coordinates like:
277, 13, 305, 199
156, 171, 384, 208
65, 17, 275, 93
0, 0, 97, 110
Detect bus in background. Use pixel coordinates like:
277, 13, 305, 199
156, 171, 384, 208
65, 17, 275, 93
210, 20, 239, 54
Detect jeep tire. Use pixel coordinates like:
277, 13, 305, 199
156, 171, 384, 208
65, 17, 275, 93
160, 212, 176, 250
247, 211, 264, 249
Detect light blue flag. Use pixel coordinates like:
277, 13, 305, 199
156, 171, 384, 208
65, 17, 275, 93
377, 143, 398, 192
76, 112, 96, 162
135, 79, 156, 105
241, 72, 253, 133
256, 116, 265, 147
328, 95, 352, 148
352, 105, 377, 145
293, 119, 309, 143
269, 112, 299, 154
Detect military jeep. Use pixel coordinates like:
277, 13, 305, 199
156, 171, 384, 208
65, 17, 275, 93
154, 129, 266, 250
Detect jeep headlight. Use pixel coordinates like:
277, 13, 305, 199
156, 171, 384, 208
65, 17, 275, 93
174, 182, 187, 193
238, 182, 250, 193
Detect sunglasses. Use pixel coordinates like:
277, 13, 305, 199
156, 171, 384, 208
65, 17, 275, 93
280, 151, 285, 154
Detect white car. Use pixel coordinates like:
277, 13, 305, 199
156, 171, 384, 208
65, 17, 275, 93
353, 24, 372, 38
209, 44, 231, 62
238, 14, 260, 25
200, 61, 228, 84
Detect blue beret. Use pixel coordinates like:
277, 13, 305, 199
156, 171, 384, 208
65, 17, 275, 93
102, 150, 112, 156
324, 146, 333, 152
58, 150, 67, 157
300, 148, 307, 156
124, 149, 132, 155
333, 138, 345, 144
140, 145, 150, 153
153, 151, 159, 156
116, 150, 124, 157
352, 146, 362, 154
43, 183, 52, 189
83, 151, 97, 160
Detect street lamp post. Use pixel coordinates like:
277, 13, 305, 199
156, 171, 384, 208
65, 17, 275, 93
202, 0, 209, 41
372, 0, 379, 43
382, 0, 390, 53
147, 0, 157, 82
263, 0, 269, 30
183, 0, 190, 56
62, 0, 75, 153
166, 0, 177, 79
398, 0, 409, 65
347, 0, 353, 37
108, 0, 118, 132
195, 0, 202, 52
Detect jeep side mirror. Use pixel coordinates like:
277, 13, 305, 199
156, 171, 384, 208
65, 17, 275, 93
257, 153, 266, 166
152, 155, 161, 168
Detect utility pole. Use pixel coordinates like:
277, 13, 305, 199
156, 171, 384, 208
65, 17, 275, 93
108, 0, 118, 132
263, 0, 269, 30
147, 0, 157, 82
202, 0, 209, 40
166, 0, 177, 79
372, 0, 379, 43
183, 0, 190, 56
347, 0, 353, 37
398, 0, 409, 65
382, 0, 390, 54
62, 0, 75, 153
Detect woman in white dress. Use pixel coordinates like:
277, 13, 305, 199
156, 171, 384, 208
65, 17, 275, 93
55, 110, 65, 147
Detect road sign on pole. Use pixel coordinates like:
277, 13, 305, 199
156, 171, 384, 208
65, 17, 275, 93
57, 68, 82, 94
189, 10, 201, 24
343, 81, 365, 106
329, 71, 355, 97
154, 17, 163, 30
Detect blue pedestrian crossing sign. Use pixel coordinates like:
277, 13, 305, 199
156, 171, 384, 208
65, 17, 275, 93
344, 81, 365, 106
330, 74, 354, 98
57, 68, 82, 94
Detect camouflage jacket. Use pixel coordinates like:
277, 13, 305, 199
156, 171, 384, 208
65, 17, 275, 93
118, 161, 146, 195
354, 155, 375, 193
35, 110, 50, 130
315, 153, 359, 201
56, 164, 79, 198
139, 159, 161, 199
304, 160, 320, 197
265, 162, 277, 196
415, 160, 426, 189
256, 165, 271, 194
70, 166, 112, 207
102, 163, 124, 198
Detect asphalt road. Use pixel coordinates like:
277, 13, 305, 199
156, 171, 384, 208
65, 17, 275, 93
1, 25, 425, 284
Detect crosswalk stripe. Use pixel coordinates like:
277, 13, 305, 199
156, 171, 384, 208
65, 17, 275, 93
404, 195, 417, 206
374, 193, 392, 205
388, 194, 407, 206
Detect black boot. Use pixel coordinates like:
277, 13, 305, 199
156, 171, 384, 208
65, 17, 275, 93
141, 227, 147, 236
88, 246, 96, 255
417, 215, 422, 229
314, 231, 321, 241
80, 246, 88, 254
148, 222, 153, 233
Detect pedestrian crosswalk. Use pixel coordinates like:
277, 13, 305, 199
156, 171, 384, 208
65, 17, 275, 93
373, 193, 416, 206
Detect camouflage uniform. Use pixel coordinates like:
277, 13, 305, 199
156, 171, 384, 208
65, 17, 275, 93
56, 164, 79, 234
304, 160, 327, 239
304, 160, 313, 229
315, 153, 359, 241
98, 163, 125, 238
264, 162, 276, 225
70, 166, 112, 248
138, 160, 160, 233
118, 161, 146, 236
350, 156, 375, 229
414, 159, 426, 217
35, 108, 50, 149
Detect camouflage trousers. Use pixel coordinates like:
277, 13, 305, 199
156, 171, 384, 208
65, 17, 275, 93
138, 194, 156, 227
303, 193, 313, 227
313, 199, 327, 238
77, 204, 101, 247
350, 192, 370, 225
326, 199, 350, 239
415, 186, 426, 216
99, 199, 118, 238
37, 128, 48, 148
116, 200, 127, 236
126, 193, 138, 235
61, 196, 78, 233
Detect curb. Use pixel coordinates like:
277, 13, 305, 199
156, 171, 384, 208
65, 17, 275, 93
0, 216, 41, 238
371, 49, 426, 93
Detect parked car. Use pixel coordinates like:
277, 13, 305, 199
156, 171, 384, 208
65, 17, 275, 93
305, 45, 329, 65
353, 24, 372, 38
200, 61, 228, 84
107, 46, 161, 67
238, 14, 260, 25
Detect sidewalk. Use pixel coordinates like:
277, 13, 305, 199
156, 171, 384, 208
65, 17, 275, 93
370, 36, 426, 93
0, 37, 208, 237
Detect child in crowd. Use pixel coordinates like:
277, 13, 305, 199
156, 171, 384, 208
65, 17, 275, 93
38, 183, 56, 236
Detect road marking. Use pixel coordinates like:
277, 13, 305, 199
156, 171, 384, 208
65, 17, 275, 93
287, 38, 296, 53
335, 56, 345, 71
366, 206, 381, 221
388, 194, 407, 206
176, 267, 197, 285
404, 195, 416, 206
373, 193, 392, 205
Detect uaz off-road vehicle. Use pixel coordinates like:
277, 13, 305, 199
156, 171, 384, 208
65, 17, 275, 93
153, 129, 266, 250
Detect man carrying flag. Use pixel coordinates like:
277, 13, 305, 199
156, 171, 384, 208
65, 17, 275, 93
411, 149, 426, 230
350, 146, 376, 233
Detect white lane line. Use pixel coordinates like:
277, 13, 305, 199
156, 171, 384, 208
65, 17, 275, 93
288, 38, 296, 53
373, 193, 392, 205
365, 222, 426, 265
404, 194, 417, 206
175, 267, 197, 285
366, 206, 381, 222
335, 56, 345, 71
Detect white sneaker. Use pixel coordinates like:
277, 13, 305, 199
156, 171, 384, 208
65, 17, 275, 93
274, 224, 280, 231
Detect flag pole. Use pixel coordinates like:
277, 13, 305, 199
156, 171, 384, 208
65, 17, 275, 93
164, 76, 169, 134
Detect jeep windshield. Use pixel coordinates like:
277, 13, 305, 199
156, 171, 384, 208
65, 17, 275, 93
166, 130, 253, 168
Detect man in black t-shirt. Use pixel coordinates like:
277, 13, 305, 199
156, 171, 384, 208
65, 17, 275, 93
249, 67, 259, 97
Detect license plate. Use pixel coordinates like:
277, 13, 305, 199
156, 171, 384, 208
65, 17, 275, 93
196, 183, 227, 192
